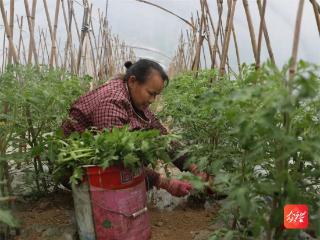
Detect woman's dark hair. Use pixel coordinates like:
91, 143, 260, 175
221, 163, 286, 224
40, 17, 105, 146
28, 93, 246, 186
124, 59, 169, 86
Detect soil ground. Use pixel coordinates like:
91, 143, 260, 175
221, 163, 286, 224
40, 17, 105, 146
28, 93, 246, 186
13, 190, 217, 240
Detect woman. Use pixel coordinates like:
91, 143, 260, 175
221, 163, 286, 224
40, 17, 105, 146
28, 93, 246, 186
62, 59, 207, 197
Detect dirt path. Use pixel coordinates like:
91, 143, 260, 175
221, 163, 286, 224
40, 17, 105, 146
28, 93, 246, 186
13, 190, 216, 240
150, 206, 214, 240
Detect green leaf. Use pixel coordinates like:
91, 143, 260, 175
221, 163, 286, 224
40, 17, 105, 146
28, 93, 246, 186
0, 209, 19, 227
141, 141, 149, 151
123, 153, 140, 168
70, 167, 84, 185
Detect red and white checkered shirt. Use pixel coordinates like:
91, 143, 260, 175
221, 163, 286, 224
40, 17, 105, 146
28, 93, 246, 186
62, 77, 177, 188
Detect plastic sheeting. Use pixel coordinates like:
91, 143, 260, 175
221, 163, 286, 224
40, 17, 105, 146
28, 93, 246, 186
1, 0, 319, 68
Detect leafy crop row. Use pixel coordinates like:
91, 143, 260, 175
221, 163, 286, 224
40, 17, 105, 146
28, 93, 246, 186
159, 61, 320, 239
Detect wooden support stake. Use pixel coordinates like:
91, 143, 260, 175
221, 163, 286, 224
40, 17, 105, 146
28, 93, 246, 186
42, 0, 53, 38
76, 2, 89, 74
242, 0, 258, 63
212, 0, 223, 68
8, 0, 14, 64
27, 0, 37, 64
0, 1, 18, 64
289, 0, 305, 81
219, 0, 237, 76
257, 0, 275, 65
310, 0, 320, 37
16, 15, 23, 60
23, 0, 38, 64
49, 0, 61, 68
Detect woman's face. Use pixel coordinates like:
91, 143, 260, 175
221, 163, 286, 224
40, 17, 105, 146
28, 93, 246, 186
128, 71, 164, 111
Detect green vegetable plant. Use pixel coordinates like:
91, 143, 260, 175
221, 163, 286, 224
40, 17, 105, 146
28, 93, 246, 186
160, 61, 320, 239
0, 65, 90, 194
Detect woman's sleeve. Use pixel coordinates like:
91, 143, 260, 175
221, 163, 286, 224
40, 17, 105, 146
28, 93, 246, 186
144, 167, 161, 190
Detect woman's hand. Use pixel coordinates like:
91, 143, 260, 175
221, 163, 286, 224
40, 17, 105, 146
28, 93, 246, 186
156, 177, 193, 197
188, 163, 210, 181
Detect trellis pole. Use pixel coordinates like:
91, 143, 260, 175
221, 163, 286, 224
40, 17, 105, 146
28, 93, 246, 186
219, 0, 237, 76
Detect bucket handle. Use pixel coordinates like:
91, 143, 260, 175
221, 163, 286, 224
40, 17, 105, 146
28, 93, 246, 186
131, 207, 148, 218
93, 200, 148, 218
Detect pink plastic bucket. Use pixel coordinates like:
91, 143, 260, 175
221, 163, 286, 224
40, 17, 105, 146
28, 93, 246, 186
86, 165, 151, 240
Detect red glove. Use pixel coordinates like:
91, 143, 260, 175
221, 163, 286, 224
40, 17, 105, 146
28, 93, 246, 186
189, 163, 209, 181
156, 177, 193, 197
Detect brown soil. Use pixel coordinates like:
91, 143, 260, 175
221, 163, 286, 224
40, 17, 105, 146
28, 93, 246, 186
13, 190, 216, 240
150, 206, 214, 240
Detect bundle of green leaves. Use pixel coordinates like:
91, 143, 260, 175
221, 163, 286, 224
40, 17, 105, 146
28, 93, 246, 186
52, 126, 178, 184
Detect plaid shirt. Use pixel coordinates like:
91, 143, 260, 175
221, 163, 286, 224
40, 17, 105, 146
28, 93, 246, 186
62, 78, 184, 188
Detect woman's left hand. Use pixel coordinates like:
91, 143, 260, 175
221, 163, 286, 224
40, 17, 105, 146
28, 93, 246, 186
188, 163, 209, 181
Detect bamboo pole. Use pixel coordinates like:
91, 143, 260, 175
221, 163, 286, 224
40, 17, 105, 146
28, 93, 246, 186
27, 0, 37, 64
192, 5, 205, 72
232, 26, 241, 73
41, 29, 50, 63
204, 17, 215, 68
0, 1, 18, 64
49, 0, 61, 68
219, 0, 237, 76
21, 37, 27, 64
16, 16, 27, 64
309, 0, 320, 14
3, 48, 7, 70
23, 0, 38, 64
96, 9, 103, 62
57, 38, 63, 67
256, 0, 266, 68
40, 30, 46, 64
226, 0, 241, 72
203, 3, 215, 68
66, 0, 76, 72
76, 2, 89, 74
90, 9, 99, 60
289, 0, 305, 81
212, 0, 223, 68
2, 25, 6, 72
83, 39, 88, 75
61, 0, 69, 33
257, 0, 275, 65
242, 0, 258, 63
203, 0, 222, 68
310, 0, 320, 37
61, 0, 70, 69
135, 0, 195, 30
16, 15, 23, 60
202, 45, 207, 68
220, 2, 232, 74
8, 0, 14, 65
42, 0, 53, 39
71, 1, 81, 41
100, 14, 108, 71
37, 27, 42, 59
87, 4, 98, 80
99, 14, 108, 73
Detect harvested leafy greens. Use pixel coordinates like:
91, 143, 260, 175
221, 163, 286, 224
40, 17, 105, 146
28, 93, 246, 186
52, 126, 178, 184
